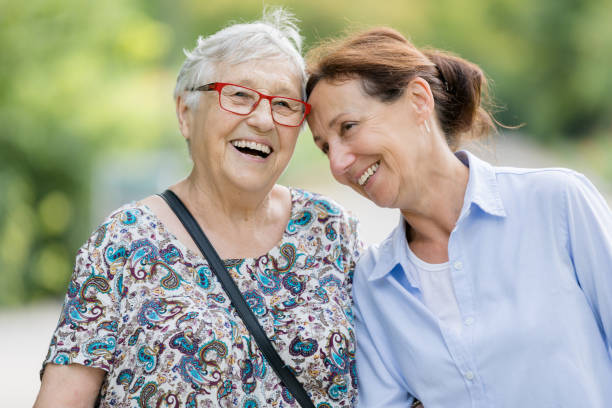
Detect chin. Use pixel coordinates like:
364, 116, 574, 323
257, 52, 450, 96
231, 173, 278, 194
363, 188, 398, 209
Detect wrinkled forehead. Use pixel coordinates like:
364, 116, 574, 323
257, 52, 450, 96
215, 58, 304, 98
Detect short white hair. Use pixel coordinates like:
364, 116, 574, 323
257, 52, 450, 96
174, 7, 305, 109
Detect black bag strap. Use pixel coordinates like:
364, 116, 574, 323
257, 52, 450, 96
159, 190, 315, 408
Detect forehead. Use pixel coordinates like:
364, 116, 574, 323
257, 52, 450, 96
216, 59, 303, 96
307, 79, 369, 126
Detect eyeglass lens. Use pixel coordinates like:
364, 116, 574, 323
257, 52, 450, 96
219, 85, 305, 126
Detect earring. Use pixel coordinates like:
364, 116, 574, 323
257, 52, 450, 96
424, 120, 431, 134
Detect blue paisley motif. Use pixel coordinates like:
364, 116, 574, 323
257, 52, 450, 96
63, 298, 89, 328
217, 379, 234, 400
320, 274, 342, 289
86, 335, 116, 358
325, 222, 338, 241
186, 392, 198, 408
135, 381, 157, 408
137, 299, 183, 328
240, 359, 256, 394
314, 199, 340, 215
207, 293, 226, 304
137, 343, 164, 374
160, 244, 182, 264
196, 265, 213, 291
242, 397, 259, 408
277, 243, 296, 272
169, 331, 199, 356
287, 210, 313, 233
120, 209, 140, 226
97, 320, 118, 332
281, 297, 305, 309
128, 328, 144, 346
174, 356, 206, 390
282, 273, 305, 295
105, 245, 129, 263
116, 369, 134, 390
129, 376, 145, 393
323, 332, 350, 375
53, 353, 70, 365
115, 273, 127, 299
255, 268, 281, 295
224, 258, 244, 274
289, 336, 319, 357
130, 239, 159, 265
177, 312, 199, 327
155, 263, 181, 290
244, 290, 267, 316
80, 271, 110, 302
327, 378, 348, 401
199, 339, 228, 363
93, 224, 107, 247
314, 286, 329, 303
281, 386, 295, 403
67, 279, 80, 298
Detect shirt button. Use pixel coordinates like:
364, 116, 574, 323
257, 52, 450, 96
464, 317, 475, 326
453, 261, 463, 270
465, 371, 474, 380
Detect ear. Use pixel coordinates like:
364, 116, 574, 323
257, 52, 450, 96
405, 77, 434, 122
175, 94, 193, 140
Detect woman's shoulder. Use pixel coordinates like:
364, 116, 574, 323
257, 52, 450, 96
288, 186, 363, 254
289, 186, 357, 221
492, 164, 600, 205
81, 200, 157, 251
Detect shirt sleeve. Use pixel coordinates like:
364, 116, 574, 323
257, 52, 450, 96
353, 261, 415, 407
564, 172, 612, 353
42, 216, 125, 374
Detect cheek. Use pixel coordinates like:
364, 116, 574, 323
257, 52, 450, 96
281, 128, 300, 150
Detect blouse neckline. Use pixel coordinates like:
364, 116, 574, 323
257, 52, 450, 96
136, 186, 299, 265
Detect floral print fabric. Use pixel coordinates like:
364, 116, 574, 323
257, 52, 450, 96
42, 188, 362, 407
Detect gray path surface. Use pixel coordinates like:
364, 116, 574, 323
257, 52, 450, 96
2, 134, 610, 407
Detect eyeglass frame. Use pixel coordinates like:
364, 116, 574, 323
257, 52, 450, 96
188, 82, 311, 127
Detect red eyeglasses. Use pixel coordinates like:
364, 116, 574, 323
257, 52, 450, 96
190, 82, 311, 127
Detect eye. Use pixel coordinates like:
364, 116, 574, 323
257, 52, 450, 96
273, 100, 290, 108
340, 122, 357, 135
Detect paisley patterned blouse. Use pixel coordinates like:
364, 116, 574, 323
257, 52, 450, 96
42, 188, 363, 407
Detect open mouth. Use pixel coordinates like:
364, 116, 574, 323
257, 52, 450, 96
358, 161, 380, 186
231, 140, 272, 159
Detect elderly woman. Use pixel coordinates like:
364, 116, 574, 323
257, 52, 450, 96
35, 9, 361, 408
306, 28, 612, 407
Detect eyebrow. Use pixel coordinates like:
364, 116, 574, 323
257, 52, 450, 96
233, 79, 299, 97
327, 113, 347, 129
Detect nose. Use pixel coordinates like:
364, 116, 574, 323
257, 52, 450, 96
327, 140, 355, 182
246, 98, 275, 132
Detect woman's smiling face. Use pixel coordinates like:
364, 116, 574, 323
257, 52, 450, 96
307, 77, 432, 209
178, 59, 303, 195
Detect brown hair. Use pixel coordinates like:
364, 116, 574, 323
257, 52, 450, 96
306, 27, 496, 150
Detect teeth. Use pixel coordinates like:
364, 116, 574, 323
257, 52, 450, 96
358, 162, 380, 186
231, 140, 271, 155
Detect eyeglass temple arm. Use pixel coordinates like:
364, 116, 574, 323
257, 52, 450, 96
188, 83, 217, 92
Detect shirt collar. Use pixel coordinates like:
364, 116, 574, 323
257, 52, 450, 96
367, 150, 506, 282
456, 150, 507, 218
368, 214, 415, 282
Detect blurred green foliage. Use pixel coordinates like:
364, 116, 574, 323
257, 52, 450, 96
1, 0, 611, 305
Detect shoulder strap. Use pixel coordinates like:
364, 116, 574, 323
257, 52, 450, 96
159, 190, 315, 408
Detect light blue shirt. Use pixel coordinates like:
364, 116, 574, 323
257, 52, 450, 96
354, 151, 612, 407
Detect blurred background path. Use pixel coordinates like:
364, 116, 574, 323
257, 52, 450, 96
2, 134, 610, 406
